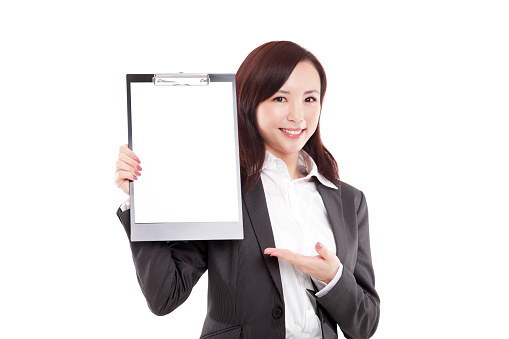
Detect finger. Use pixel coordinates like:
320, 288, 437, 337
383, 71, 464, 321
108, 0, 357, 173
265, 248, 309, 266
114, 170, 138, 187
264, 247, 292, 257
116, 158, 141, 177
119, 144, 141, 163
116, 169, 138, 181
315, 242, 335, 261
119, 153, 143, 173
264, 247, 276, 255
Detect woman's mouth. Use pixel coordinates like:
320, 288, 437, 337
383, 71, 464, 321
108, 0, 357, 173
279, 128, 305, 138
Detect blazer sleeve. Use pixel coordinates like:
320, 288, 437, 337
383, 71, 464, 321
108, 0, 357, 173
315, 191, 380, 339
116, 207, 208, 316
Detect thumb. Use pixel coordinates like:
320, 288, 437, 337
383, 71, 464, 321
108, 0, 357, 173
315, 242, 334, 260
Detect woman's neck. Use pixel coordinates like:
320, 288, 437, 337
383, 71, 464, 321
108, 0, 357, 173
267, 149, 304, 180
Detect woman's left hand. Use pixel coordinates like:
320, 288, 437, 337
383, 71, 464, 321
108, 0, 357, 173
264, 242, 341, 284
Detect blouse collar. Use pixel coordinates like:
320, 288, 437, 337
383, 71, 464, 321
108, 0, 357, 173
262, 150, 338, 190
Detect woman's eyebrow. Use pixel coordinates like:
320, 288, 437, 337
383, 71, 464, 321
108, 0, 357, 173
277, 89, 320, 95
304, 90, 320, 95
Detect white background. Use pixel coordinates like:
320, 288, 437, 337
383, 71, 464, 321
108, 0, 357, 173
1, 1, 508, 338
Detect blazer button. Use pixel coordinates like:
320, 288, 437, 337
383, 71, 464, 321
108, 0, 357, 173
272, 306, 283, 319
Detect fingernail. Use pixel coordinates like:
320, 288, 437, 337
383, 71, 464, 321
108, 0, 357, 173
135, 171, 141, 176
316, 242, 323, 249
134, 157, 141, 164
133, 175, 138, 180
137, 165, 142, 171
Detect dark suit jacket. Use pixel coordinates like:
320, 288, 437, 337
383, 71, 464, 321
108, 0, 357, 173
116, 178, 380, 339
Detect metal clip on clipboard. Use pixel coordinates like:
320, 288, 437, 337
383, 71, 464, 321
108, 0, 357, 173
153, 73, 210, 86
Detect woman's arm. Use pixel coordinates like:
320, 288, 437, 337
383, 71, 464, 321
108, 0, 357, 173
114, 144, 207, 315
117, 207, 208, 316
315, 191, 380, 339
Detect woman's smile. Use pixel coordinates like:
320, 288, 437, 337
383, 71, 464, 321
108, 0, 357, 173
279, 128, 306, 138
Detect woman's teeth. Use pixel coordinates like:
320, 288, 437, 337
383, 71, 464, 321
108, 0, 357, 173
280, 128, 303, 135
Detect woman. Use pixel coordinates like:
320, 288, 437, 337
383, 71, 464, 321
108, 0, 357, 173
115, 41, 380, 339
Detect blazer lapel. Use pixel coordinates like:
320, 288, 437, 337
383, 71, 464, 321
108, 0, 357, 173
242, 179, 284, 299
315, 178, 349, 265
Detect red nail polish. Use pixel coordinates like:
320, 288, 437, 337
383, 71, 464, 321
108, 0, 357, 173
135, 171, 141, 176
133, 175, 138, 180
134, 157, 141, 164
137, 165, 142, 171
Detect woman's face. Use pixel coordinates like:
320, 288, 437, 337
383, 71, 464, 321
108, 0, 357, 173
256, 61, 321, 160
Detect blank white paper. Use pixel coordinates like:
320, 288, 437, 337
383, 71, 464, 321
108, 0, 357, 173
130, 82, 240, 224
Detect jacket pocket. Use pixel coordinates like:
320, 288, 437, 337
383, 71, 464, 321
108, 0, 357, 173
200, 325, 242, 339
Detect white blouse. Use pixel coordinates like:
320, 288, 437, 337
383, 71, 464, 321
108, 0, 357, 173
261, 150, 343, 339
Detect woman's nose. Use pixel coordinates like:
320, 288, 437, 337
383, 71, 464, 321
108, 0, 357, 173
287, 101, 304, 123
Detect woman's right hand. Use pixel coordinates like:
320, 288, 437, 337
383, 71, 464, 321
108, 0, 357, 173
114, 144, 142, 195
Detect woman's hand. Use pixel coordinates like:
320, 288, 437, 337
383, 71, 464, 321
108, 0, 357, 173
114, 144, 142, 195
264, 242, 341, 284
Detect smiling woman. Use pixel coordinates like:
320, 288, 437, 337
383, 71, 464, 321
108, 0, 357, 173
115, 41, 380, 339
236, 41, 339, 193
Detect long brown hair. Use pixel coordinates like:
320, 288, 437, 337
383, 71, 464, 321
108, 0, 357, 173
237, 41, 339, 193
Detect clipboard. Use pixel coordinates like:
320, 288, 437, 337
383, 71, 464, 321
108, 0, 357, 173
126, 73, 243, 241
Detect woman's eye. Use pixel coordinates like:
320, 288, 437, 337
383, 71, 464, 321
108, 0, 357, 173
305, 97, 317, 102
273, 97, 287, 102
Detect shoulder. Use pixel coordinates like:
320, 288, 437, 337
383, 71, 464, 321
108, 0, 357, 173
334, 180, 366, 211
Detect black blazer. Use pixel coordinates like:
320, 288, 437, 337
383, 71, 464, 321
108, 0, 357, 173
116, 178, 380, 339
